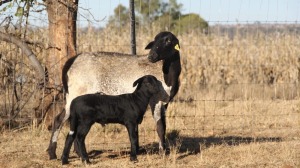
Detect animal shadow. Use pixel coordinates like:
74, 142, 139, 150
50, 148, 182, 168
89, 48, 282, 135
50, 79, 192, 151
87, 148, 147, 159
83, 132, 281, 160
165, 130, 282, 160
88, 150, 104, 158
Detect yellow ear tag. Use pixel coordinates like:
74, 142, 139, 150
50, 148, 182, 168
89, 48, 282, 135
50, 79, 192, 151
174, 44, 180, 51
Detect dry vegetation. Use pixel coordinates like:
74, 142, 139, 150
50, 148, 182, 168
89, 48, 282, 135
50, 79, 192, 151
0, 25, 300, 167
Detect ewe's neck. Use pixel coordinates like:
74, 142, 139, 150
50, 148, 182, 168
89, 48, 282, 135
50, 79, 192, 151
162, 52, 181, 85
162, 52, 181, 101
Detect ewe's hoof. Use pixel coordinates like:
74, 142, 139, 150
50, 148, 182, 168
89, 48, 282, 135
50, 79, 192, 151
83, 159, 91, 165
47, 142, 57, 160
49, 154, 57, 160
159, 147, 170, 155
130, 156, 138, 163
159, 148, 165, 155
47, 150, 57, 160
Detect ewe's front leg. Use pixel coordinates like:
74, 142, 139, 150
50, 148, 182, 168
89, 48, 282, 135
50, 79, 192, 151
150, 101, 167, 152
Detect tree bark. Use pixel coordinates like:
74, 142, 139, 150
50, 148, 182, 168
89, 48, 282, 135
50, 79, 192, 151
43, 0, 78, 128
45, 0, 78, 86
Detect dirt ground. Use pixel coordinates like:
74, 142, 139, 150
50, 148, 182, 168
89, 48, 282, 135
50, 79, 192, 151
0, 117, 299, 168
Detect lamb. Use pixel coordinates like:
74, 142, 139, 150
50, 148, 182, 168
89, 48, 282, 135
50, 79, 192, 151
47, 31, 182, 159
61, 75, 169, 164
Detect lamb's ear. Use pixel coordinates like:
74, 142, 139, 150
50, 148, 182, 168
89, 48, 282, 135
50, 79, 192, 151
133, 76, 144, 87
145, 41, 154, 49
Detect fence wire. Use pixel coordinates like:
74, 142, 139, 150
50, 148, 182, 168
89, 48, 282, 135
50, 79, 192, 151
0, 1, 299, 150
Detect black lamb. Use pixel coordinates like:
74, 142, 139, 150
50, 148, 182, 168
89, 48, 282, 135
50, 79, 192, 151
61, 75, 169, 165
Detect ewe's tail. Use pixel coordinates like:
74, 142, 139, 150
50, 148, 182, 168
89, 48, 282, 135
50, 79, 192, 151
62, 55, 79, 94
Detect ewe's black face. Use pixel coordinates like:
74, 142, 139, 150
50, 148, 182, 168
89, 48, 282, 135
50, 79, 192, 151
145, 32, 180, 63
133, 75, 169, 103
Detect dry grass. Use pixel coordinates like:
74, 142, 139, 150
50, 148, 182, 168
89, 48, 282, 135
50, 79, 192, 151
0, 102, 300, 168
1, 26, 300, 167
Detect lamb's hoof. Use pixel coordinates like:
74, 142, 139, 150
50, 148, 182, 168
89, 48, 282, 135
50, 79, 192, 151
61, 156, 69, 165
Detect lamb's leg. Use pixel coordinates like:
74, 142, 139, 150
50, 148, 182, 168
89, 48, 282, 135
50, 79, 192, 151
126, 122, 138, 162
76, 124, 92, 164
136, 125, 139, 153
61, 130, 76, 165
47, 109, 67, 160
73, 138, 81, 157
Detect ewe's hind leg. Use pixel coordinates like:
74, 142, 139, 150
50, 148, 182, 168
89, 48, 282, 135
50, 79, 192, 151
150, 101, 167, 152
47, 109, 69, 160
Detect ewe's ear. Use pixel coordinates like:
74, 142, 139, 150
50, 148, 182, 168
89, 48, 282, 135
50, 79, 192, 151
145, 41, 154, 49
174, 43, 180, 51
133, 77, 144, 87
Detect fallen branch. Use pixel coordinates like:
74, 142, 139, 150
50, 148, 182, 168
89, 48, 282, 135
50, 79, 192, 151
0, 31, 45, 81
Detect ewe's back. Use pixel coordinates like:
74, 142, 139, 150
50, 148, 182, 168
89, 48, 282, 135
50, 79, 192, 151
67, 52, 163, 102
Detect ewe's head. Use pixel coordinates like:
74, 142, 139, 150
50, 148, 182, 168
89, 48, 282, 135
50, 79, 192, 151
133, 75, 169, 103
145, 31, 180, 63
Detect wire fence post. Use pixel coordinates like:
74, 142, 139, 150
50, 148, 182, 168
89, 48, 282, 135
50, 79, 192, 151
130, 0, 136, 55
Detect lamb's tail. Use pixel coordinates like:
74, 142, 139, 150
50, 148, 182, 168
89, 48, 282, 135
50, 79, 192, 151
62, 55, 79, 94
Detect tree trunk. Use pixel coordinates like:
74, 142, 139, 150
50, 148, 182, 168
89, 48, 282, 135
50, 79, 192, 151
43, 0, 78, 129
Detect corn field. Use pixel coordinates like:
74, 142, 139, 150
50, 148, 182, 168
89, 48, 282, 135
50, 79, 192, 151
0, 1, 299, 167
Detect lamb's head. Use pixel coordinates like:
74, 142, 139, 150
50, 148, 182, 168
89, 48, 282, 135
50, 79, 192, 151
133, 75, 169, 103
145, 31, 180, 63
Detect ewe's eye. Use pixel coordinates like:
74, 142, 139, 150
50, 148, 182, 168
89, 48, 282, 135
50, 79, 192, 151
165, 37, 171, 44
165, 38, 171, 45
